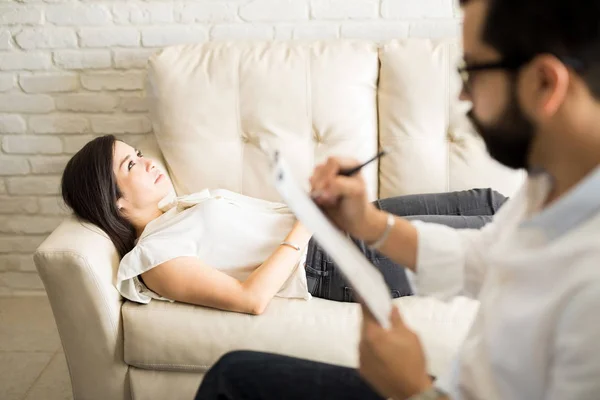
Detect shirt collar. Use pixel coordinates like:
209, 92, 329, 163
137, 189, 213, 242
157, 189, 212, 212
522, 165, 600, 240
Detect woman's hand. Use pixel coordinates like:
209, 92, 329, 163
310, 157, 385, 241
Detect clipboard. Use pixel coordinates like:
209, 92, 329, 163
262, 143, 393, 329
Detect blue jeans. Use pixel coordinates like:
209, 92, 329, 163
195, 189, 508, 400
305, 188, 507, 302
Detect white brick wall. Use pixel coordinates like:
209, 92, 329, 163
81, 71, 146, 91
79, 28, 140, 48
0, 0, 460, 295
20, 73, 79, 93
240, 0, 309, 21
29, 115, 89, 134
0, 52, 52, 70
311, 0, 379, 20
15, 27, 78, 50
46, 4, 112, 26
0, 73, 15, 92
0, 5, 43, 25
141, 27, 208, 46
2, 135, 62, 154
55, 93, 119, 112
0, 115, 26, 134
53, 50, 112, 70
175, 3, 236, 24
0, 94, 54, 113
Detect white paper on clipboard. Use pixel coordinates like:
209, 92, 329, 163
269, 149, 393, 329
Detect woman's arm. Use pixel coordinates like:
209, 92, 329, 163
141, 221, 312, 315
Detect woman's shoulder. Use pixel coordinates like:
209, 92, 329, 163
118, 231, 198, 280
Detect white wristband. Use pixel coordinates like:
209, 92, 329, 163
280, 241, 301, 251
368, 213, 395, 250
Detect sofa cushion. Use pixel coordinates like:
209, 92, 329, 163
378, 39, 525, 198
122, 295, 478, 378
147, 40, 380, 202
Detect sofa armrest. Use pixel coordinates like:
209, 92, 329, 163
123, 295, 477, 377
34, 216, 130, 400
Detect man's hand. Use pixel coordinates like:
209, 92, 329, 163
359, 304, 433, 400
310, 157, 385, 241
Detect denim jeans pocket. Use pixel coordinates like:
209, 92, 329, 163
343, 287, 355, 302
305, 264, 330, 297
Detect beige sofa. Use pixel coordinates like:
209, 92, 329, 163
34, 39, 523, 400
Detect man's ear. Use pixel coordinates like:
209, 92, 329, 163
533, 54, 570, 117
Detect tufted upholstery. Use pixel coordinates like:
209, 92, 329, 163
147, 40, 380, 202
379, 39, 525, 197
147, 39, 523, 202
35, 39, 523, 400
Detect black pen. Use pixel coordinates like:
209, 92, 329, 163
311, 149, 387, 199
339, 148, 387, 176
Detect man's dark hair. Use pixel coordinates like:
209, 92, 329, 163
461, 0, 600, 99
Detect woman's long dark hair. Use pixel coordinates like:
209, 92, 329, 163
61, 134, 137, 259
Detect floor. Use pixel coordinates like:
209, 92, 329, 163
0, 296, 73, 400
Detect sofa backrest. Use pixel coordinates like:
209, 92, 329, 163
378, 39, 524, 197
147, 39, 524, 202
147, 40, 381, 202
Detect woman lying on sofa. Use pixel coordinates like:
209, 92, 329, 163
60, 134, 507, 315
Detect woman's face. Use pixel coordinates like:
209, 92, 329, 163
113, 140, 173, 213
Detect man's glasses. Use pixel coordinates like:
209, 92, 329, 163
457, 59, 526, 94
457, 56, 586, 95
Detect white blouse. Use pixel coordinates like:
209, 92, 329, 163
117, 189, 311, 304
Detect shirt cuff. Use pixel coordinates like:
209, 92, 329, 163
410, 220, 466, 300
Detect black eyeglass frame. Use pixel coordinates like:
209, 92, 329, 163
457, 55, 586, 93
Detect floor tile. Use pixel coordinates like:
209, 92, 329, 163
24, 352, 73, 400
0, 352, 53, 400
0, 296, 61, 352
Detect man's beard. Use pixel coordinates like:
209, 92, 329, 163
467, 87, 536, 170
